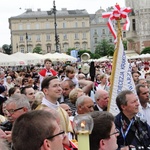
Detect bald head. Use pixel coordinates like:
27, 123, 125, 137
76, 95, 94, 114
95, 89, 109, 110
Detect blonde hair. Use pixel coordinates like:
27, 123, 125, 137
69, 88, 83, 104
35, 91, 44, 103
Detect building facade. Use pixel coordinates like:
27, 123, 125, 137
125, 0, 150, 53
9, 8, 91, 53
90, 8, 114, 53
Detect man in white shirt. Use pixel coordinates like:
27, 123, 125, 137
36, 76, 72, 133
136, 84, 150, 125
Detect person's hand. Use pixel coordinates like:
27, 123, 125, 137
0, 129, 6, 137
1, 131, 12, 143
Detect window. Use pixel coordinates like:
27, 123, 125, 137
36, 24, 39, 29
20, 47, 24, 53
109, 38, 112, 43
82, 43, 87, 49
27, 24, 30, 29
63, 34, 67, 40
94, 29, 98, 37
20, 36, 23, 42
36, 35, 40, 41
132, 19, 136, 31
75, 33, 78, 39
19, 24, 23, 30
94, 38, 97, 44
28, 46, 32, 53
63, 22, 66, 28
75, 22, 78, 28
83, 33, 86, 39
102, 29, 105, 34
123, 32, 126, 38
46, 34, 50, 41
74, 43, 80, 49
47, 45, 51, 53
82, 22, 85, 27
63, 43, 68, 52
46, 23, 50, 29
27, 35, 32, 41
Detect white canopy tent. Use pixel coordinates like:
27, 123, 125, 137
43, 53, 77, 62
128, 53, 150, 59
11, 52, 42, 65
26, 53, 45, 64
0, 53, 26, 66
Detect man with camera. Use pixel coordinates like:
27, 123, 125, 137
115, 90, 150, 150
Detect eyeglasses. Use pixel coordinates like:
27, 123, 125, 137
6, 107, 24, 115
47, 131, 65, 140
110, 128, 120, 136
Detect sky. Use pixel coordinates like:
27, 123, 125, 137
0, 0, 125, 47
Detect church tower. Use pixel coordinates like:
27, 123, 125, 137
125, 0, 150, 53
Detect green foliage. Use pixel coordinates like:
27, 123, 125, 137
91, 53, 100, 59
33, 47, 42, 54
141, 47, 150, 54
123, 40, 127, 50
2, 44, 12, 55
66, 48, 76, 55
78, 50, 91, 57
95, 39, 115, 57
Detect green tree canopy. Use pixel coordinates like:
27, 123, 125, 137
141, 47, 150, 54
2, 44, 12, 55
33, 47, 42, 54
95, 39, 115, 57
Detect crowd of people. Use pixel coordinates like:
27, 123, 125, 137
0, 57, 150, 150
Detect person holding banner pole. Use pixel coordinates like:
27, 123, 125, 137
115, 90, 150, 150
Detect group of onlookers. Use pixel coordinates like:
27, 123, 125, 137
0, 58, 150, 150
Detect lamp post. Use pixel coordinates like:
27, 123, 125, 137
16, 43, 18, 52
26, 32, 28, 53
53, 0, 59, 53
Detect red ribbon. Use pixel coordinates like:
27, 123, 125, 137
102, 4, 132, 42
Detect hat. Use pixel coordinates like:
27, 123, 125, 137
0, 85, 6, 94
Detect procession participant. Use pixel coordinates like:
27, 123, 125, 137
39, 58, 57, 88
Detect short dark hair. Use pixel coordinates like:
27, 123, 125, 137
89, 111, 114, 150
41, 76, 58, 91
136, 84, 146, 96
21, 85, 33, 95
116, 90, 133, 111
62, 79, 75, 89
8, 87, 19, 97
12, 110, 56, 150
44, 58, 52, 64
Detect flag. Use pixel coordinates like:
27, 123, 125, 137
108, 37, 143, 117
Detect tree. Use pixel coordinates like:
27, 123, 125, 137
66, 48, 76, 55
123, 40, 127, 50
95, 39, 115, 57
2, 44, 12, 55
33, 47, 42, 54
141, 47, 150, 54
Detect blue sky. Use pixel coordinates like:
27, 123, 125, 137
0, 0, 125, 47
